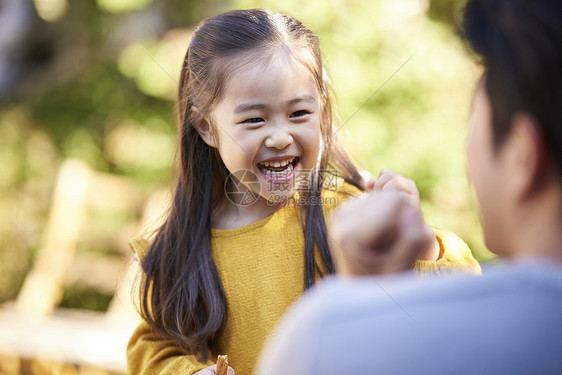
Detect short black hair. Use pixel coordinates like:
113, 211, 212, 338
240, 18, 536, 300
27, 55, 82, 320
463, 0, 562, 171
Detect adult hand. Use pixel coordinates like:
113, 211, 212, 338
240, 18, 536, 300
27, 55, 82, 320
329, 189, 436, 276
194, 364, 235, 375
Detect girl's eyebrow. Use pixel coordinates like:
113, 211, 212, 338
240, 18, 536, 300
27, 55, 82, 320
234, 102, 266, 114
287, 95, 316, 106
233, 96, 316, 114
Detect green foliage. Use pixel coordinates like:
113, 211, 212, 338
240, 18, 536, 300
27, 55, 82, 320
59, 287, 114, 312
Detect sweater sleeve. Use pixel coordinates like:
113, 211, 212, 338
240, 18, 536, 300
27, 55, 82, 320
127, 239, 212, 375
127, 319, 212, 375
413, 229, 481, 278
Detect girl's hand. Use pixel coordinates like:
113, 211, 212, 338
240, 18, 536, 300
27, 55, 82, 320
194, 364, 235, 375
330, 190, 436, 276
370, 169, 439, 260
371, 169, 419, 204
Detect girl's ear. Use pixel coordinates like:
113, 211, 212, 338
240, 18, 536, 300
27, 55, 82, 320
192, 107, 217, 148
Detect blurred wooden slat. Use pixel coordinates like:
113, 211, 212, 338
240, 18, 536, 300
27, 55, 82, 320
0, 158, 149, 374
16, 159, 92, 318
64, 255, 124, 295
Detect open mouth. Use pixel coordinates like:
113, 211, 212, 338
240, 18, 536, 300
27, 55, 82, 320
257, 156, 300, 182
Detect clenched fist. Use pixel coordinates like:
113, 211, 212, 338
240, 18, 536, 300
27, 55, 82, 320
330, 171, 439, 276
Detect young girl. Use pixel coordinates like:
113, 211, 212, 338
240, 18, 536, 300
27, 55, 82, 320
128, 9, 480, 375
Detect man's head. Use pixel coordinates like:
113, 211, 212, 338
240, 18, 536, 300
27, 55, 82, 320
464, 0, 562, 257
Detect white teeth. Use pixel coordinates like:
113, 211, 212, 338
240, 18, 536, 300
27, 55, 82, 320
257, 157, 298, 179
262, 163, 294, 178
259, 157, 295, 168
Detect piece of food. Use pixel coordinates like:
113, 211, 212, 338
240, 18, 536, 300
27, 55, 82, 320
216, 354, 228, 375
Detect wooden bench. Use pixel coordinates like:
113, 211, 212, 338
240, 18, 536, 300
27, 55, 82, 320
0, 159, 169, 374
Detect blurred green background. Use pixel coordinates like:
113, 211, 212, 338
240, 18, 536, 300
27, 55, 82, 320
0, 0, 492, 312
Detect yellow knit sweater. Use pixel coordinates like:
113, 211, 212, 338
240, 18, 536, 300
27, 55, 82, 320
127, 184, 480, 375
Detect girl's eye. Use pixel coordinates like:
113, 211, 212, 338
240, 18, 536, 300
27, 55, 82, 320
242, 117, 264, 124
290, 110, 310, 118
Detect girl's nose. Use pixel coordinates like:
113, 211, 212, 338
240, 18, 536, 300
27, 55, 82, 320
265, 132, 293, 149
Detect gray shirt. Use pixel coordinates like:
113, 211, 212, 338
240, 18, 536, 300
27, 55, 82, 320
256, 261, 562, 375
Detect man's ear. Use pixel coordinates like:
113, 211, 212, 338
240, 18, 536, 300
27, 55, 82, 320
192, 107, 217, 148
506, 113, 549, 200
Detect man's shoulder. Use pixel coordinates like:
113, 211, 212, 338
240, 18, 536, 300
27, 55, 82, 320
313, 261, 562, 313
295, 260, 562, 336
294, 261, 562, 373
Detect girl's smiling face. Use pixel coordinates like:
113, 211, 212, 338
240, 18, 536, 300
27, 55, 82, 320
206, 53, 323, 204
